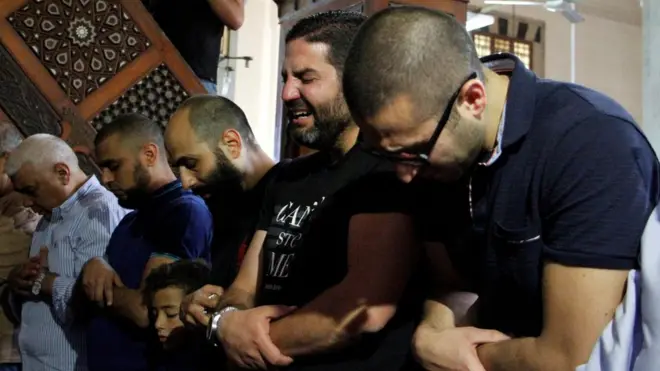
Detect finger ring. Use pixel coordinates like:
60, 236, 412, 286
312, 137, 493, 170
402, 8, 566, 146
208, 293, 219, 300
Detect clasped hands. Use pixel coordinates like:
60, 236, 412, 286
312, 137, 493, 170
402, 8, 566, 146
412, 322, 510, 371
7, 246, 49, 297
180, 285, 294, 369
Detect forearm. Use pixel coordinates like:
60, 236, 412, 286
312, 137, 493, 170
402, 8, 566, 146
421, 291, 478, 328
207, 0, 243, 29
109, 286, 149, 328
269, 287, 371, 356
477, 337, 570, 371
216, 286, 255, 310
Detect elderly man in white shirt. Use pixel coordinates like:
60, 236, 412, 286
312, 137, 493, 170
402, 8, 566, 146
4, 134, 127, 371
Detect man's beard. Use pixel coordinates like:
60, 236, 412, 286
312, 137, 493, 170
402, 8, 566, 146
287, 94, 352, 151
192, 149, 244, 201
117, 164, 152, 210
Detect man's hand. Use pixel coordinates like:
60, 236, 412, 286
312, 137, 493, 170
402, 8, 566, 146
7, 255, 42, 296
218, 305, 295, 369
81, 257, 123, 306
413, 324, 510, 371
180, 284, 224, 327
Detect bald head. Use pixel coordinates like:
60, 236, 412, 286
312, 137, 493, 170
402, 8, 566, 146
5, 133, 79, 177
343, 6, 483, 125
172, 95, 256, 148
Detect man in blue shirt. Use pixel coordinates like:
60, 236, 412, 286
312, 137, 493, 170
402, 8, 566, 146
80, 113, 213, 371
342, 6, 660, 371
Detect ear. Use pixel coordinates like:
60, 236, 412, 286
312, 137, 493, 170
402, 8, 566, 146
53, 163, 71, 186
220, 129, 243, 160
141, 142, 160, 167
457, 79, 487, 119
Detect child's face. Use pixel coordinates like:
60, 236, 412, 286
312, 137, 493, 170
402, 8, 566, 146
152, 286, 186, 347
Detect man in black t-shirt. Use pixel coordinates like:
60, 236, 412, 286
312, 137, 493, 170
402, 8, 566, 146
342, 6, 660, 371
144, 0, 244, 93
184, 11, 424, 371
165, 95, 278, 289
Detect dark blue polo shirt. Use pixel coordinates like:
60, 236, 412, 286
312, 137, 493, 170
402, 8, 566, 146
86, 180, 213, 371
425, 53, 660, 338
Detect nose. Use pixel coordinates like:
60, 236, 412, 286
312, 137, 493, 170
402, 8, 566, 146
101, 169, 114, 186
395, 164, 419, 184
178, 167, 197, 190
155, 312, 166, 331
281, 79, 300, 102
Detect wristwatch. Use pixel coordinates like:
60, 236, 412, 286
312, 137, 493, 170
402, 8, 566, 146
206, 306, 239, 346
31, 272, 46, 296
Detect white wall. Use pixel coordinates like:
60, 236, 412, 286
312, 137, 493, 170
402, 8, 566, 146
226, 0, 281, 159
472, 0, 642, 122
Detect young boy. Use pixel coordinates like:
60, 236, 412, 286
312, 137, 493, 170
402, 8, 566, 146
143, 260, 212, 369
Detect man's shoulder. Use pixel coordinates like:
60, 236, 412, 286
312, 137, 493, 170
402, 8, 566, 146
529, 81, 657, 169
534, 80, 638, 133
167, 192, 212, 218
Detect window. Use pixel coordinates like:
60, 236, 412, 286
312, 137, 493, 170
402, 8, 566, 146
472, 32, 533, 70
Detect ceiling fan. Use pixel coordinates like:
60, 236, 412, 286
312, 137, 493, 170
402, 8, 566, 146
482, 0, 585, 23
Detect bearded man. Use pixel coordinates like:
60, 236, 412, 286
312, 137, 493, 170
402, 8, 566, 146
184, 11, 424, 371
165, 95, 281, 288
81, 113, 214, 371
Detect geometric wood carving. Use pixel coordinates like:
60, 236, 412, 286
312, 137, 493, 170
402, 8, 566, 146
91, 64, 189, 130
0, 42, 62, 137
8, 0, 151, 104
0, 0, 206, 176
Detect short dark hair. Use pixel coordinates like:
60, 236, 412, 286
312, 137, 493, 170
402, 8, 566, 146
94, 113, 166, 154
0, 122, 22, 155
285, 10, 367, 75
178, 95, 257, 148
143, 259, 211, 306
343, 6, 483, 125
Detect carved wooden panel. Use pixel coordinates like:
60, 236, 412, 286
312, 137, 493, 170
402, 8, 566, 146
91, 64, 189, 130
0, 43, 62, 137
0, 0, 206, 175
8, 0, 152, 104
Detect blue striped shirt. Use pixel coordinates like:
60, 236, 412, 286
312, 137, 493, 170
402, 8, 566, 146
17, 176, 128, 371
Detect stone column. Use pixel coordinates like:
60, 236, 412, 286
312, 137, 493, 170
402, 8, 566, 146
643, 0, 660, 153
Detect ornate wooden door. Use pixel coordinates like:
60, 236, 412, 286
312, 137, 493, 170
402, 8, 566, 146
274, 0, 468, 159
0, 0, 206, 174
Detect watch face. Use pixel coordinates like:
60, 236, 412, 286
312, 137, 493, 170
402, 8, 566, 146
31, 282, 41, 296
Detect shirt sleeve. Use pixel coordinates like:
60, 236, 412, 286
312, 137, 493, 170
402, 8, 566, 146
151, 197, 214, 262
541, 114, 660, 269
51, 201, 120, 325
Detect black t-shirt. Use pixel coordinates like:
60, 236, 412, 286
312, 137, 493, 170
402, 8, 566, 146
256, 145, 424, 371
208, 163, 284, 288
145, 0, 224, 82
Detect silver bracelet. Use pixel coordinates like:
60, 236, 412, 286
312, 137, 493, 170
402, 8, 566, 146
31, 272, 46, 296
206, 306, 239, 345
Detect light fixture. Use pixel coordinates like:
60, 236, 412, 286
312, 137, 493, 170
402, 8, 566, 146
466, 11, 495, 32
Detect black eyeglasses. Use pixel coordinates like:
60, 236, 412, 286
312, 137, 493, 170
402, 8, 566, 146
368, 72, 478, 166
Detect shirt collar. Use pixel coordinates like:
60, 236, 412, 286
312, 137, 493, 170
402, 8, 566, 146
477, 53, 538, 166
51, 176, 100, 220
